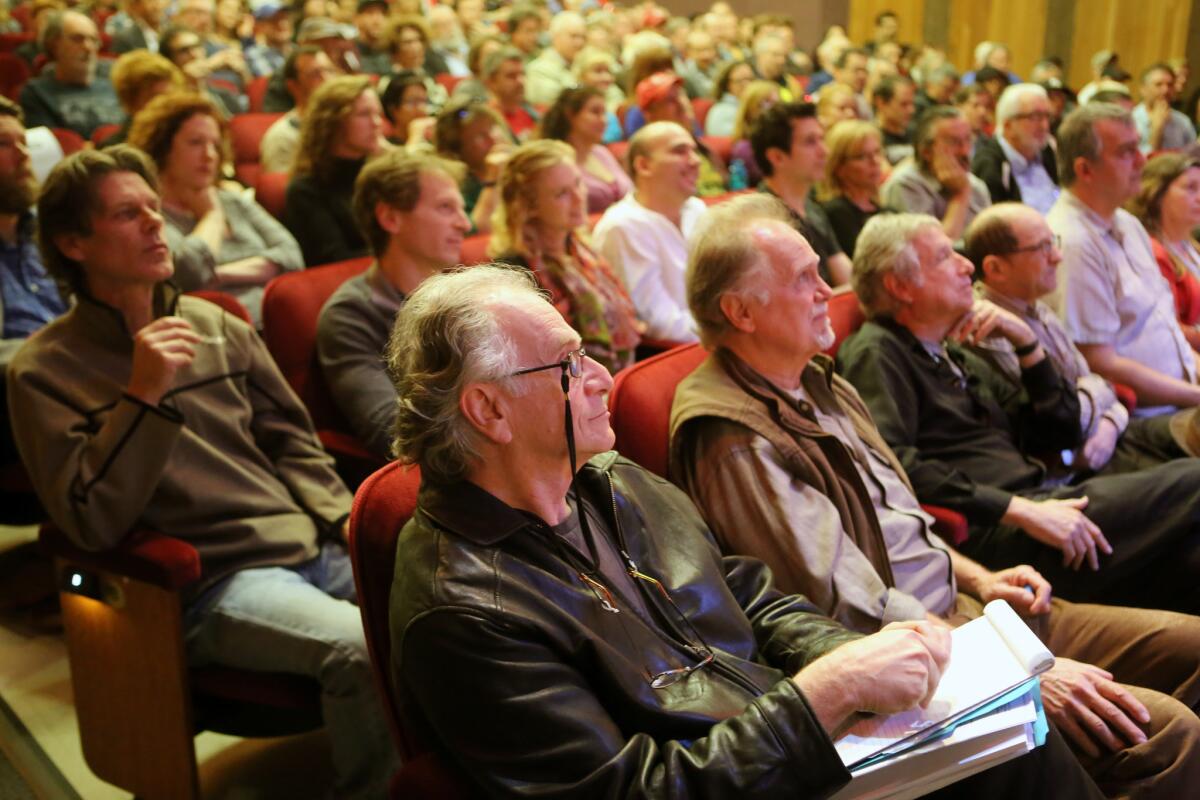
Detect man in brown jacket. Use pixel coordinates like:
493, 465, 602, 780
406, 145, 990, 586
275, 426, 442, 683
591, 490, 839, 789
669, 193, 1200, 798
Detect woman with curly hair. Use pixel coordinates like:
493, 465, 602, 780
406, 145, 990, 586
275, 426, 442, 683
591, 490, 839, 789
128, 91, 303, 324
489, 140, 642, 372
285, 75, 386, 265
539, 86, 631, 214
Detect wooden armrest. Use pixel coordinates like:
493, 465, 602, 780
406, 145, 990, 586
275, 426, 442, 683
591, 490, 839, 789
922, 504, 968, 547
39, 525, 202, 590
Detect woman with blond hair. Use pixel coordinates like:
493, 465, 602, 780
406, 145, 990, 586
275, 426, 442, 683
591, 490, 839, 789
816, 81, 861, 131
1128, 152, 1200, 349
490, 140, 642, 372
818, 119, 892, 255
285, 75, 386, 265
103, 50, 185, 146
728, 80, 780, 187
128, 92, 302, 323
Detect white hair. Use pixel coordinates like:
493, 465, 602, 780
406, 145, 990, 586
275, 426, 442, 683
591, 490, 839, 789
995, 83, 1049, 127
549, 10, 584, 37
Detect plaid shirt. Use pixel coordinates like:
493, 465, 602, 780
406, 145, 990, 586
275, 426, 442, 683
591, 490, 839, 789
244, 43, 286, 78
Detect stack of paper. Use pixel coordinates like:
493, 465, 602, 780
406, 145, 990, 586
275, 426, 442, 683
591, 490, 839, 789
829, 600, 1054, 800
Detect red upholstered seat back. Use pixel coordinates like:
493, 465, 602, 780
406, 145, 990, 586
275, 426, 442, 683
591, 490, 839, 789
255, 171, 289, 221
230, 112, 283, 186
186, 290, 253, 324
460, 233, 491, 265
260, 257, 370, 429
608, 343, 706, 478
826, 289, 866, 357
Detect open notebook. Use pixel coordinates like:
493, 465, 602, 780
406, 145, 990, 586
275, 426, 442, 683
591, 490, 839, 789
829, 599, 1054, 797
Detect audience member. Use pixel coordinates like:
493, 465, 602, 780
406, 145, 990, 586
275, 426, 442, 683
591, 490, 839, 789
111, 0, 167, 54
129, 92, 302, 325
727, 80, 780, 186
572, 47, 625, 142
838, 212, 1200, 613
954, 83, 995, 158
972, 83, 1060, 214
1127, 153, 1200, 350
256, 17, 348, 113
9, 146, 394, 799
539, 87, 631, 214
525, 11, 585, 107
751, 34, 801, 102
507, 5, 543, 61
915, 63, 960, 118
964, 42, 1020, 87
828, 47, 871, 116
872, 74, 917, 165
679, 28, 719, 100
384, 261, 1105, 799
434, 99, 511, 233
159, 24, 245, 115
968, 203, 1194, 478
0, 98, 66, 465
1133, 63, 1197, 154
593, 121, 706, 343
241, 2, 291, 77
751, 102, 852, 286
14, 0, 64, 68
973, 66, 1013, 101
426, 4, 469, 77
260, 47, 335, 174
617, 33, 675, 138
448, 35, 503, 106
105, 50, 185, 147
670, 195, 1200, 797
882, 106, 991, 243
637, 72, 727, 197
19, 10, 123, 138
483, 46, 539, 144
173, 0, 249, 90
286, 76, 384, 265
815, 81, 860, 131
865, 9, 899, 55
490, 140, 641, 372
317, 149, 469, 459
379, 71, 434, 151
1049, 103, 1200, 415
807, 33, 850, 95
1078, 50, 1120, 106
346, 0, 385, 74
383, 15, 448, 110
704, 59, 754, 137
819, 119, 891, 255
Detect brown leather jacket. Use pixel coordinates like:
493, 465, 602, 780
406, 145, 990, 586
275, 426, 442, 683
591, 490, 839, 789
390, 452, 863, 798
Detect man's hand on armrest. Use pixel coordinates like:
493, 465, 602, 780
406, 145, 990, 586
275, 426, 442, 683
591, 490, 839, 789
792, 621, 951, 734
1001, 495, 1112, 572
1079, 342, 1200, 409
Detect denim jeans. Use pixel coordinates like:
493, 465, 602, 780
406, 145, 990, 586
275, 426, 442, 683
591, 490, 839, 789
184, 541, 397, 798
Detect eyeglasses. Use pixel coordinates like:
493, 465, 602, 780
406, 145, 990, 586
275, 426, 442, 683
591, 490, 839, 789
1012, 111, 1052, 123
1006, 235, 1061, 257
511, 347, 586, 392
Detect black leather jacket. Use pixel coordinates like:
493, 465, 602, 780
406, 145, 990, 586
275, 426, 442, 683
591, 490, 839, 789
390, 452, 863, 799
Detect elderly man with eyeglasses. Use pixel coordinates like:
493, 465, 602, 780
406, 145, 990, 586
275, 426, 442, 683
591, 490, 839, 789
971, 84, 1060, 214
966, 203, 1195, 476
385, 262, 1106, 799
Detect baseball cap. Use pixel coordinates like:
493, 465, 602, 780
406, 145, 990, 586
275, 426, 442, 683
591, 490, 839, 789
297, 16, 347, 43
636, 71, 684, 109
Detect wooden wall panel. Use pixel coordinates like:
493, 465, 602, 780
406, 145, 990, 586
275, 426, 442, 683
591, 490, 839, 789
1067, 0, 1192, 94
944, 0, 1048, 80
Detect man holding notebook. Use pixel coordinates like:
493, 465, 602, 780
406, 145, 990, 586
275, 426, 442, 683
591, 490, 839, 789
670, 196, 1200, 797
386, 263, 1102, 798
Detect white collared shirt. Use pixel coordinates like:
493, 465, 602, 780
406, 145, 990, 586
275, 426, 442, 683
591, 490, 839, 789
996, 134, 1060, 216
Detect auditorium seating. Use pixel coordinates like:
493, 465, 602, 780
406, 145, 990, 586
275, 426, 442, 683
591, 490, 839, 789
230, 111, 284, 187
0, 52, 30, 101
246, 75, 271, 113
40, 524, 322, 800
260, 256, 383, 487
255, 171, 289, 220
348, 462, 478, 799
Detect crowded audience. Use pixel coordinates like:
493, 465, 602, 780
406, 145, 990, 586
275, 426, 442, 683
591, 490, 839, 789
5, 2, 1200, 797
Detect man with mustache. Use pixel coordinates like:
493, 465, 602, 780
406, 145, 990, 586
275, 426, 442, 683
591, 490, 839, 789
882, 106, 991, 244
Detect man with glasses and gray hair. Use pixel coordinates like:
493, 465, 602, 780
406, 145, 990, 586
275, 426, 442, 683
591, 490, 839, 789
385, 262, 1103, 799
1048, 102, 1200, 417
971, 84, 1060, 214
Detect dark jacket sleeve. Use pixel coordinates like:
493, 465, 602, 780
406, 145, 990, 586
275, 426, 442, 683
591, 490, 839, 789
970, 137, 1019, 204
401, 607, 853, 800
284, 177, 363, 267
837, 328, 1015, 523
18, 81, 63, 131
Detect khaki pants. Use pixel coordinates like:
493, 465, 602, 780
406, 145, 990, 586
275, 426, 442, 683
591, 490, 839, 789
948, 594, 1200, 800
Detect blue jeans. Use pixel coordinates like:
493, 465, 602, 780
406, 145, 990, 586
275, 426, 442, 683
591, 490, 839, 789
184, 542, 397, 799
